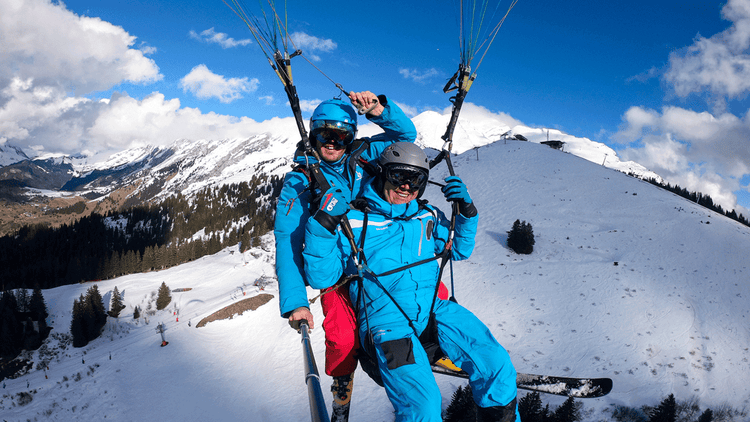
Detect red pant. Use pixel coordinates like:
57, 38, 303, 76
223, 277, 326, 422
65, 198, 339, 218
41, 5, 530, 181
320, 280, 449, 377
320, 284, 359, 377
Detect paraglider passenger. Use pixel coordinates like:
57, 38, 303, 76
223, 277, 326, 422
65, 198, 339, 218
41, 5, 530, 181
274, 92, 416, 419
303, 142, 519, 422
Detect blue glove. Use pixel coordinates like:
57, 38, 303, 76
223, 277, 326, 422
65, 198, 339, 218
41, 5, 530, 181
442, 176, 471, 204
314, 188, 349, 233
441, 176, 477, 217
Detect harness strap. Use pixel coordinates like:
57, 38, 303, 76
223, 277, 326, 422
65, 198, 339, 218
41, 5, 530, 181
308, 273, 361, 304
354, 205, 449, 341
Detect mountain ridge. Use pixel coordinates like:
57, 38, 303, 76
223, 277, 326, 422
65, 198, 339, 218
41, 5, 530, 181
0, 111, 659, 204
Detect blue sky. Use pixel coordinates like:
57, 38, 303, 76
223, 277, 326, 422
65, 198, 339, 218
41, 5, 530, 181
1, 0, 749, 215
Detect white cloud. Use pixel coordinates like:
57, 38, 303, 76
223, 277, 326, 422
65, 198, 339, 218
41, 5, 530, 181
180, 65, 259, 103
664, 0, 750, 101
188, 28, 252, 49
615, 0, 750, 215
615, 105, 750, 214
298, 99, 323, 113
445, 102, 524, 129
0, 1, 324, 164
0, 0, 161, 95
289, 32, 336, 61
399, 68, 440, 84
0, 77, 96, 149
1, 86, 302, 162
393, 101, 419, 118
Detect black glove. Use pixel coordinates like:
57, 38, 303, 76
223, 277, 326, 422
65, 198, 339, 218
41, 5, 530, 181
314, 188, 349, 233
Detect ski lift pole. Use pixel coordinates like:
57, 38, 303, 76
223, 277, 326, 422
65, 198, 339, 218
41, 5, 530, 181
299, 320, 330, 422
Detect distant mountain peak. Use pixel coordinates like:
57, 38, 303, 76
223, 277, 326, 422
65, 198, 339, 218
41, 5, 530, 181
0, 143, 30, 167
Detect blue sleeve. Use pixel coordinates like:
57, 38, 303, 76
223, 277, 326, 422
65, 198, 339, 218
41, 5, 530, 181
452, 213, 478, 260
303, 216, 349, 290
274, 171, 313, 318
361, 96, 417, 162
432, 207, 478, 261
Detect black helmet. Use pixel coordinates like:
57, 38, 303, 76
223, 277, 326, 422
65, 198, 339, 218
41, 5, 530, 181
378, 142, 430, 198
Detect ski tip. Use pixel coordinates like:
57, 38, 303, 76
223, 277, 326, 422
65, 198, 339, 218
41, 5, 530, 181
598, 377, 613, 396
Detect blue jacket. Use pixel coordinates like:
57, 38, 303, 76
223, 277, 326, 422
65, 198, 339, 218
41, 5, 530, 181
274, 98, 416, 318
303, 180, 478, 342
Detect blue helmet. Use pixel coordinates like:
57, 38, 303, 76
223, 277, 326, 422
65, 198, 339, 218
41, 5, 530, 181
309, 99, 358, 147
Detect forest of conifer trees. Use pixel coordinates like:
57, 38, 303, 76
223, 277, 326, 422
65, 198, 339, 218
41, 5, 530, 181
0, 174, 282, 291
641, 177, 750, 228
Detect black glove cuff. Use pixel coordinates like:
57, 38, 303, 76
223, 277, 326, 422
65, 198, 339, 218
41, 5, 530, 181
458, 201, 477, 218
314, 210, 342, 234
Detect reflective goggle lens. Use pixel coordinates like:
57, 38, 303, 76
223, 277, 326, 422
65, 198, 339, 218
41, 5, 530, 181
311, 120, 355, 147
314, 128, 353, 148
385, 166, 428, 191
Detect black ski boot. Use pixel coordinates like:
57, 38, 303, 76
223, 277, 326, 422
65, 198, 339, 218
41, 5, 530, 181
477, 397, 517, 422
331, 373, 354, 422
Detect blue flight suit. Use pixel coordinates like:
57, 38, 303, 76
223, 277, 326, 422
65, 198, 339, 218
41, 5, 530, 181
274, 97, 416, 376
303, 180, 519, 421
274, 96, 416, 318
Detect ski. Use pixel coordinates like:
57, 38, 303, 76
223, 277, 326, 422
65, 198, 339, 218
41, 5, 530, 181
431, 365, 612, 398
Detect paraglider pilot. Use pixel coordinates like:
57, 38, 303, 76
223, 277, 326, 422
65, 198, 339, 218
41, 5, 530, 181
275, 91, 417, 419
303, 142, 519, 422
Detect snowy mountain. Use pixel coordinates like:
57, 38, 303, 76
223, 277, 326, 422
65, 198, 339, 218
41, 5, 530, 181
1, 111, 659, 207
412, 110, 662, 183
0, 143, 29, 167
0, 138, 285, 207
2, 134, 749, 421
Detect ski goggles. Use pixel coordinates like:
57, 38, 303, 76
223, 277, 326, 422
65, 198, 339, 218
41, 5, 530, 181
311, 120, 355, 147
383, 165, 428, 192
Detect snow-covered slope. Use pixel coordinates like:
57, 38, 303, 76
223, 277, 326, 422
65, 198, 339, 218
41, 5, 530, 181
3, 139, 749, 421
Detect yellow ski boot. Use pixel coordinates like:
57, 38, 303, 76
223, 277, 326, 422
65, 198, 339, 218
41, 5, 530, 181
330, 373, 354, 422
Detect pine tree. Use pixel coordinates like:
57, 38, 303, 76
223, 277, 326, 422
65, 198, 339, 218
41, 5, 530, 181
552, 397, 582, 422
70, 296, 87, 347
109, 286, 126, 318
15, 289, 29, 313
518, 392, 546, 422
81, 293, 98, 343
697, 408, 713, 422
648, 394, 677, 422
0, 291, 22, 358
156, 282, 171, 311
29, 287, 49, 322
507, 219, 535, 254
133, 305, 141, 320
443, 384, 476, 422
86, 285, 107, 330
